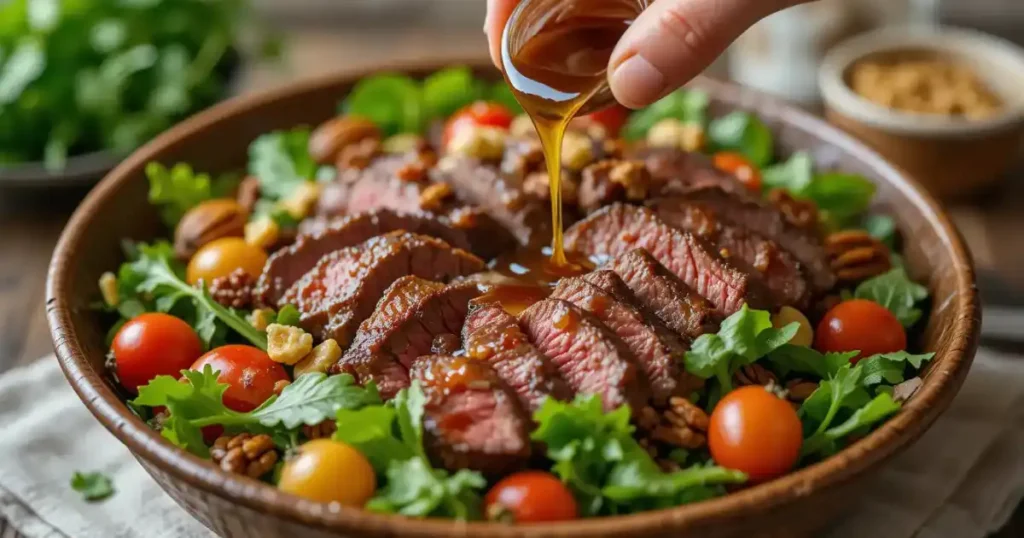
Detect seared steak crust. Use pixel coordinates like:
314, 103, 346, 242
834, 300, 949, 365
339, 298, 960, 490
565, 204, 770, 316
332, 277, 481, 399
462, 305, 570, 412
412, 355, 531, 475
609, 249, 718, 342
519, 299, 648, 412
283, 232, 483, 345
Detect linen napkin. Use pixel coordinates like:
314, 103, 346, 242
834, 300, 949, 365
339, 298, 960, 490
1, 348, 1022, 538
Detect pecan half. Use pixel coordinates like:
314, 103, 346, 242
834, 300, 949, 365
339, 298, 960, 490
825, 229, 892, 283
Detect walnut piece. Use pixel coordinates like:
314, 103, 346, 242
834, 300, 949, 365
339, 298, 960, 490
638, 397, 709, 450
267, 323, 314, 365
734, 363, 778, 387
208, 269, 255, 309
418, 183, 454, 211
248, 308, 274, 332
211, 433, 279, 478
244, 217, 280, 250
448, 125, 506, 160
98, 272, 118, 307
278, 182, 321, 221
647, 118, 706, 152
308, 115, 381, 165
608, 160, 650, 201
561, 130, 596, 171
293, 339, 342, 377
173, 199, 247, 259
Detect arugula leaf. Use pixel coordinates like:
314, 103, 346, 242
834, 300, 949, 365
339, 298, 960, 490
803, 393, 901, 457
117, 241, 266, 349
70, 471, 114, 502
622, 89, 709, 140
421, 66, 485, 120
684, 305, 798, 394
146, 162, 213, 229
531, 395, 745, 516
708, 111, 774, 166
854, 267, 930, 327
344, 73, 423, 137
241, 373, 381, 430
799, 365, 868, 432
858, 351, 934, 386
248, 127, 317, 201
762, 151, 813, 194
767, 345, 858, 379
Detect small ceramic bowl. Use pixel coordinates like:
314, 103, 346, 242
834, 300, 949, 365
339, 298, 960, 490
820, 27, 1024, 199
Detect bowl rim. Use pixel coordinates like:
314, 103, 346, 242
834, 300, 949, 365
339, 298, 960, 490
819, 25, 1024, 139
47, 57, 980, 537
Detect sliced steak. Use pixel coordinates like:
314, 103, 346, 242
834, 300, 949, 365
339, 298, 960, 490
578, 159, 654, 213
333, 277, 481, 399
627, 146, 742, 195
283, 232, 483, 345
462, 305, 570, 412
412, 355, 531, 475
674, 185, 835, 292
255, 209, 473, 306
564, 204, 770, 315
650, 197, 811, 308
430, 333, 461, 355
609, 249, 718, 341
552, 273, 686, 405
431, 155, 550, 247
519, 299, 647, 412
316, 154, 429, 217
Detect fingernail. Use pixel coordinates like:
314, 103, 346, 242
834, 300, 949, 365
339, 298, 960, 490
610, 54, 666, 109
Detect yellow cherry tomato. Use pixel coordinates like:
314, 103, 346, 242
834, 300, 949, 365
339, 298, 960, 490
186, 237, 268, 285
277, 439, 376, 506
771, 306, 814, 347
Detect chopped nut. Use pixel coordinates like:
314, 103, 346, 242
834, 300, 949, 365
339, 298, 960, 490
303, 420, 337, 440
309, 115, 381, 165
608, 160, 650, 200
273, 379, 291, 396
396, 162, 428, 183
99, 272, 118, 307
448, 125, 506, 160
278, 182, 321, 220
382, 133, 427, 154
244, 217, 280, 250
647, 118, 706, 152
209, 269, 255, 309
267, 323, 314, 365
785, 379, 819, 402
734, 363, 778, 387
825, 229, 892, 284
293, 339, 342, 377
523, 171, 579, 204
768, 189, 819, 232
211, 433, 279, 478
509, 114, 537, 138
249, 308, 275, 331
679, 123, 706, 152
418, 182, 454, 211
174, 199, 247, 259
561, 130, 596, 171
640, 397, 709, 450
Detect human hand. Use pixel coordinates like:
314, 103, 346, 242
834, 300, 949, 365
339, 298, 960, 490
485, 0, 809, 109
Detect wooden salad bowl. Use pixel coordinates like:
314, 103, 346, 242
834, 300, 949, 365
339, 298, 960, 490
46, 59, 981, 538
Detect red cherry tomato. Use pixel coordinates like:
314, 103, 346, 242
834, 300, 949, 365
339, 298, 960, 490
190, 345, 289, 412
112, 313, 203, 393
815, 299, 907, 362
442, 101, 515, 148
585, 104, 629, 136
484, 471, 578, 523
713, 151, 762, 192
708, 386, 803, 482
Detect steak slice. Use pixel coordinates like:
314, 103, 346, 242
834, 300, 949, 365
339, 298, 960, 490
462, 305, 570, 412
552, 273, 686, 405
316, 155, 429, 217
609, 249, 718, 342
255, 209, 473, 306
333, 277, 481, 399
675, 185, 835, 292
283, 232, 483, 345
627, 146, 742, 195
519, 299, 648, 412
564, 204, 770, 316
649, 197, 811, 308
431, 155, 550, 247
412, 355, 531, 475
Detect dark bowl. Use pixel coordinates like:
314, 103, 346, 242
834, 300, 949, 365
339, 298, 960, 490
46, 59, 980, 538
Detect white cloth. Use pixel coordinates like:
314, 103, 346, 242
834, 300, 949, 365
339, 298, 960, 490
1, 349, 1022, 538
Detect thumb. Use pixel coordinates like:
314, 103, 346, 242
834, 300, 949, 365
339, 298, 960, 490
608, 0, 807, 108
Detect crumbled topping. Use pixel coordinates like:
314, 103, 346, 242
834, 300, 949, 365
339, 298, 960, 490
448, 125, 507, 160
266, 323, 314, 365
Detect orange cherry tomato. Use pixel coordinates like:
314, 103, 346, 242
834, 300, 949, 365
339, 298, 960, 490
442, 101, 515, 148
112, 313, 204, 393
709, 386, 803, 482
190, 345, 288, 412
484, 471, 578, 523
713, 151, 762, 192
186, 237, 268, 286
278, 439, 376, 506
815, 299, 907, 362
585, 104, 629, 136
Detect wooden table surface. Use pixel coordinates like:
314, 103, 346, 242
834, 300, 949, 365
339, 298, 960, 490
1, 25, 1022, 537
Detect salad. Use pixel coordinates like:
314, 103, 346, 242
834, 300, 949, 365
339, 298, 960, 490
95, 66, 932, 523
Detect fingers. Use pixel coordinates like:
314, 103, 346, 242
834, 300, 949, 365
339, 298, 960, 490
485, 0, 521, 68
609, 0, 807, 108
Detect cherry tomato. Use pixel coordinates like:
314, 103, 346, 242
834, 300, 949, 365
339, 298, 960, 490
278, 439, 376, 506
484, 471, 578, 523
112, 313, 203, 393
442, 101, 515, 148
585, 104, 629, 136
815, 299, 907, 362
709, 386, 803, 482
713, 151, 762, 192
190, 345, 288, 412
186, 237, 268, 286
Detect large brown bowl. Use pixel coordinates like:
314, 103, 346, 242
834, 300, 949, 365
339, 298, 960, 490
47, 59, 980, 538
